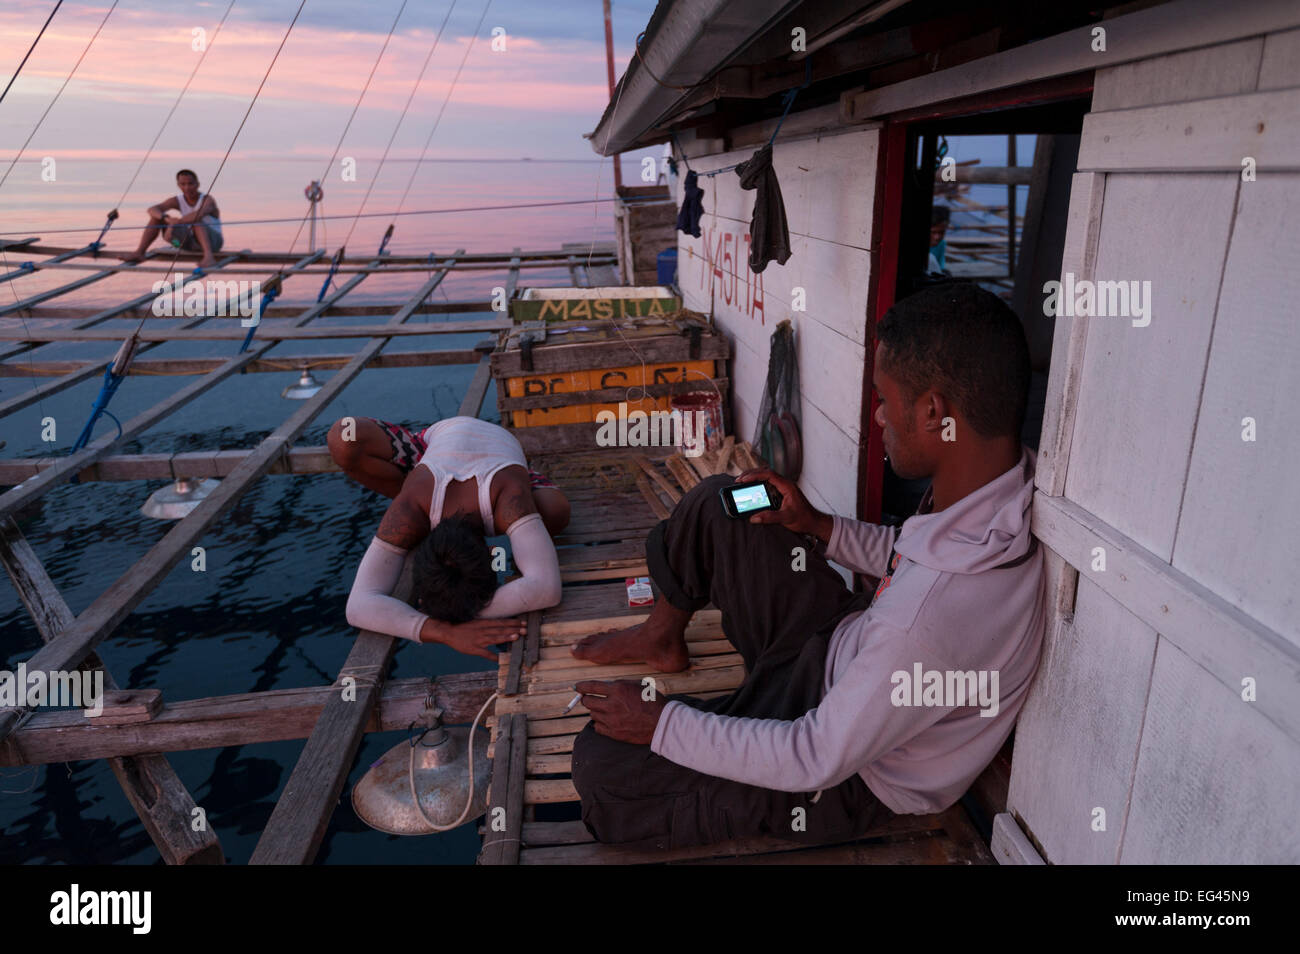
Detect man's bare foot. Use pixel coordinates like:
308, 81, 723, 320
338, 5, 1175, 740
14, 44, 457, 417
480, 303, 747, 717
122, 254, 144, 264
198, 256, 217, 269
571, 620, 689, 672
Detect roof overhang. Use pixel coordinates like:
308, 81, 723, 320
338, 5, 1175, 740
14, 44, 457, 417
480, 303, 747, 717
587, 0, 803, 155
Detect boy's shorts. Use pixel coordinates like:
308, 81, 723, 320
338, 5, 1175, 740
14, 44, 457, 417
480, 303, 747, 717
362, 418, 557, 490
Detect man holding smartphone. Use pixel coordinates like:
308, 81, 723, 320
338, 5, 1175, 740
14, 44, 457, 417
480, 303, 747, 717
569, 282, 1046, 849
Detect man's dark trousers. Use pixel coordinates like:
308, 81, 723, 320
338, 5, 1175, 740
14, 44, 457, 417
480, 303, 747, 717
570, 474, 890, 849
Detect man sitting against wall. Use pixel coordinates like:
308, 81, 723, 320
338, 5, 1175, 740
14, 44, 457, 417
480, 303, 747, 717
568, 281, 1047, 848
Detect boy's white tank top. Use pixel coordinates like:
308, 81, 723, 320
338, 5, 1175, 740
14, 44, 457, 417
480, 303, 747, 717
415, 417, 527, 535
177, 191, 222, 234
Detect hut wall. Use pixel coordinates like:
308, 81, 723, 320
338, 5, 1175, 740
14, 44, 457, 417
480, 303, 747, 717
673, 126, 879, 519
1010, 27, 1300, 863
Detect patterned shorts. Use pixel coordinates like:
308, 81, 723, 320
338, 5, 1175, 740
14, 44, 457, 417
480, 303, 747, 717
362, 418, 556, 489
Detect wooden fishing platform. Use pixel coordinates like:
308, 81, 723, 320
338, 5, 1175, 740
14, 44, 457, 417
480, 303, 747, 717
0, 238, 993, 866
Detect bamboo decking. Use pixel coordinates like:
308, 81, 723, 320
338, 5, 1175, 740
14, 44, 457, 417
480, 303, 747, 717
477, 443, 994, 866
0, 238, 992, 866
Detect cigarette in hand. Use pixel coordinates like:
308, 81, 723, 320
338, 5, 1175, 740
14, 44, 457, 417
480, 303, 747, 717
562, 693, 582, 715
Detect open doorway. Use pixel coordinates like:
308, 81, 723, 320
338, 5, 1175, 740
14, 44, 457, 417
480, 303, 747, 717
874, 99, 1089, 524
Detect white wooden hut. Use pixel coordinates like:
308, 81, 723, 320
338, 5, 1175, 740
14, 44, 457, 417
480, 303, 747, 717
589, 0, 1300, 863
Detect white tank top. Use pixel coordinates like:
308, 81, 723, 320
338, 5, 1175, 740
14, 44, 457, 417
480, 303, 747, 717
416, 417, 527, 536
177, 191, 222, 235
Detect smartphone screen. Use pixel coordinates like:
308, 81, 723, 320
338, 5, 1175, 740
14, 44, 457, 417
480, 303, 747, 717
729, 483, 772, 514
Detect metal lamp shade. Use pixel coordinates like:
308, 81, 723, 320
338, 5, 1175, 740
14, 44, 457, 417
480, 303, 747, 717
282, 369, 322, 399
351, 725, 492, 836
141, 477, 220, 520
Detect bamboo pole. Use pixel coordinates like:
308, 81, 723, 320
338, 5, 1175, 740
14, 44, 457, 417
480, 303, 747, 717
0, 242, 100, 285
0, 516, 224, 864
0, 320, 512, 343
2, 673, 496, 766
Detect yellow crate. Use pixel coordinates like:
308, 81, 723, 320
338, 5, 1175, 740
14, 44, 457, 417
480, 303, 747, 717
505, 371, 592, 427
587, 360, 716, 420
504, 360, 717, 428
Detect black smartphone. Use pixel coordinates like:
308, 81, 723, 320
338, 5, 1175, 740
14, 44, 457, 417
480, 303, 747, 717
719, 479, 783, 518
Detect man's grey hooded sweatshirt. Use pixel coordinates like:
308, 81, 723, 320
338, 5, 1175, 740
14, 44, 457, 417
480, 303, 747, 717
650, 449, 1046, 814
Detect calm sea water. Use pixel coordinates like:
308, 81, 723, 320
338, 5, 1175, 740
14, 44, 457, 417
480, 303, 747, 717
0, 157, 621, 864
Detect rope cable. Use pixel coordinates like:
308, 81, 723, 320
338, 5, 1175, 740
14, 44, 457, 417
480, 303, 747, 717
341, 0, 461, 252
285, 0, 411, 257
114, 0, 236, 210
392, 0, 492, 221
0, 0, 64, 106
0, 0, 120, 192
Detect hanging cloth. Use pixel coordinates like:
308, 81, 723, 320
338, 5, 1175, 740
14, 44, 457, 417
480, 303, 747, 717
676, 169, 705, 238
735, 144, 790, 273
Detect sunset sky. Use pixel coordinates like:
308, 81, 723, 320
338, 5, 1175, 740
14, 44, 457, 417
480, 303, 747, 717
0, 0, 661, 255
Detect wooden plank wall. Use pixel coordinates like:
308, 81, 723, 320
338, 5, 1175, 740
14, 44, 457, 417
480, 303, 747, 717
674, 126, 879, 521
1007, 28, 1300, 865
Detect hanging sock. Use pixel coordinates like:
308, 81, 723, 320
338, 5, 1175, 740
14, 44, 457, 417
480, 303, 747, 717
735, 144, 790, 273
676, 169, 705, 238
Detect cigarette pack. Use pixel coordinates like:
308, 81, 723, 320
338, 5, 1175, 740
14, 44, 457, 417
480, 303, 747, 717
626, 576, 654, 607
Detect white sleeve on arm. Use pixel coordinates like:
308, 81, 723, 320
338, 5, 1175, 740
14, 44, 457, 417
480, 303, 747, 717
345, 536, 428, 642
650, 622, 954, 792
477, 512, 563, 618
824, 514, 897, 578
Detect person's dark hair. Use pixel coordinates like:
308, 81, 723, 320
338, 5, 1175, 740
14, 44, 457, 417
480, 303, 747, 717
877, 281, 1030, 439
411, 515, 498, 624
930, 205, 950, 226
176, 169, 198, 183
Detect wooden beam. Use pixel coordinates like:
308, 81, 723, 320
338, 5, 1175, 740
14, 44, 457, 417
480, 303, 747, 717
0, 672, 497, 766
0, 320, 511, 344
1032, 491, 1300, 744
19, 301, 496, 321
0, 257, 461, 739
0, 517, 223, 864
842, 0, 1300, 121
0, 347, 483, 380
479, 712, 527, 864
498, 377, 728, 412
491, 334, 728, 376
0, 243, 99, 284
248, 253, 465, 865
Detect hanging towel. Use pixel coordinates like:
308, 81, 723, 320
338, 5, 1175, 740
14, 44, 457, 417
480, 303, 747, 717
676, 169, 704, 238
735, 144, 790, 273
